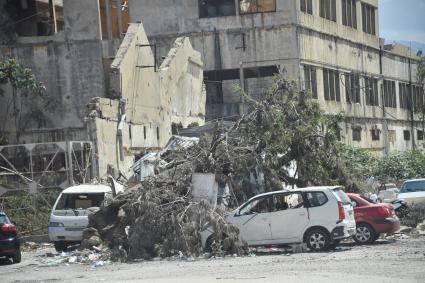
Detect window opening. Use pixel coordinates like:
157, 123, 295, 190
304, 65, 317, 99
342, 0, 357, 28
345, 73, 361, 104
199, 0, 236, 18
362, 3, 376, 35
300, 0, 313, 14
404, 130, 411, 141
320, 0, 336, 22
323, 68, 340, 102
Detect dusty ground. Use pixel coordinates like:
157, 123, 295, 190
1, 237, 424, 283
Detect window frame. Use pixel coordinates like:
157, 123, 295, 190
305, 191, 328, 208
383, 79, 397, 108
304, 65, 318, 99
342, 0, 357, 29
362, 3, 376, 35
352, 127, 362, 142
365, 77, 379, 106
323, 68, 340, 102
345, 73, 361, 104
300, 0, 313, 14
404, 130, 411, 141
320, 0, 337, 22
199, 0, 237, 18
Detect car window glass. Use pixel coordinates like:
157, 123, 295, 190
306, 192, 328, 207
400, 181, 425, 193
55, 193, 106, 210
239, 197, 270, 215
273, 193, 304, 211
0, 214, 9, 224
332, 188, 351, 205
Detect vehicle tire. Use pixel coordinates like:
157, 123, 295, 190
305, 228, 330, 252
12, 249, 21, 263
396, 206, 409, 219
353, 223, 376, 244
205, 235, 214, 253
328, 239, 341, 250
54, 241, 67, 252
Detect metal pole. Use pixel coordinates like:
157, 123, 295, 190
239, 62, 245, 115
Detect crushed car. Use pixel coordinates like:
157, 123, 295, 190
200, 186, 356, 252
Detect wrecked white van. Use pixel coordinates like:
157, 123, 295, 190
48, 184, 112, 252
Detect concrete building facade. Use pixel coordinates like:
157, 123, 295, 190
0, 0, 205, 188
129, 0, 424, 154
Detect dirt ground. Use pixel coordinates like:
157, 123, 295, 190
1, 237, 424, 283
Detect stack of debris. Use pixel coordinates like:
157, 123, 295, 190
85, 75, 344, 261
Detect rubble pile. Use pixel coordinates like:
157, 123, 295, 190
40, 249, 111, 267
86, 75, 343, 261
402, 203, 425, 227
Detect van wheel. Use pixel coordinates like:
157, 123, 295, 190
12, 249, 21, 263
54, 241, 67, 252
305, 229, 330, 251
353, 223, 376, 244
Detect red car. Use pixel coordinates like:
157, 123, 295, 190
347, 193, 400, 244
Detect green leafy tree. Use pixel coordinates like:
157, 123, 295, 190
0, 58, 46, 144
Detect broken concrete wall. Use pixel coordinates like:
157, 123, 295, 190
88, 22, 205, 179
159, 37, 206, 128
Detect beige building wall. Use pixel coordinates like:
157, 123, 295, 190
88, 23, 205, 179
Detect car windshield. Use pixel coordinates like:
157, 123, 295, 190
400, 181, 425, 193
0, 214, 10, 224
332, 188, 351, 205
55, 193, 105, 210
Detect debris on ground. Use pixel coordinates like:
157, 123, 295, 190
39, 248, 111, 268
402, 202, 425, 227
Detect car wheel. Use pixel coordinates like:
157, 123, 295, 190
353, 223, 376, 244
12, 249, 21, 263
54, 241, 67, 252
305, 229, 330, 252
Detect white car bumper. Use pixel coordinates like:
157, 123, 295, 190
48, 227, 85, 242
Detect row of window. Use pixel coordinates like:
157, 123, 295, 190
303, 66, 424, 109
351, 128, 424, 143
301, 0, 376, 35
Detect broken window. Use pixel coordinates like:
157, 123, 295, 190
404, 130, 411, 141
371, 126, 380, 141
352, 127, 362, 142
362, 3, 376, 35
199, 0, 236, 18
418, 130, 424, 141
303, 65, 317, 99
239, 0, 276, 14
5, 0, 64, 37
365, 77, 378, 106
342, 0, 357, 28
300, 0, 313, 14
273, 193, 305, 211
320, 0, 336, 22
239, 196, 271, 214
345, 73, 360, 104
383, 80, 396, 108
323, 68, 340, 102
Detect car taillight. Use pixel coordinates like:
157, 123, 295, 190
377, 206, 390, 217
1, 224, 17, 232
338, 201, 345, 220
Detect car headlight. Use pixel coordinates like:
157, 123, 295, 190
49, 222, 64, 227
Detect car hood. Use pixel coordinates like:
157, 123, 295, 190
397, 192, 425, 205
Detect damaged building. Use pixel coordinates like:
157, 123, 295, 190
0, 0, 205, 190
129, 0, 424, 154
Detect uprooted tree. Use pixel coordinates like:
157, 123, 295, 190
0, 58, 48, 145
87, 74, 347, 260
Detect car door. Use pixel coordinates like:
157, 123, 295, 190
269, 192, 309, 242
228, 195, 272, 245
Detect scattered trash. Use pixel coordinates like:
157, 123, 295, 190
39, 248, 111, 267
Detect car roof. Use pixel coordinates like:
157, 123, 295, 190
62, 184, 111, 194
403, 178, 425, 183
248, 186, 343, 199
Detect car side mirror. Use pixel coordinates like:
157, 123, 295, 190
351, 201, 357, 207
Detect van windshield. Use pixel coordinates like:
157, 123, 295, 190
400, 181, 425, 193
55, 193, 105, 210
332, 188, 351, 205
